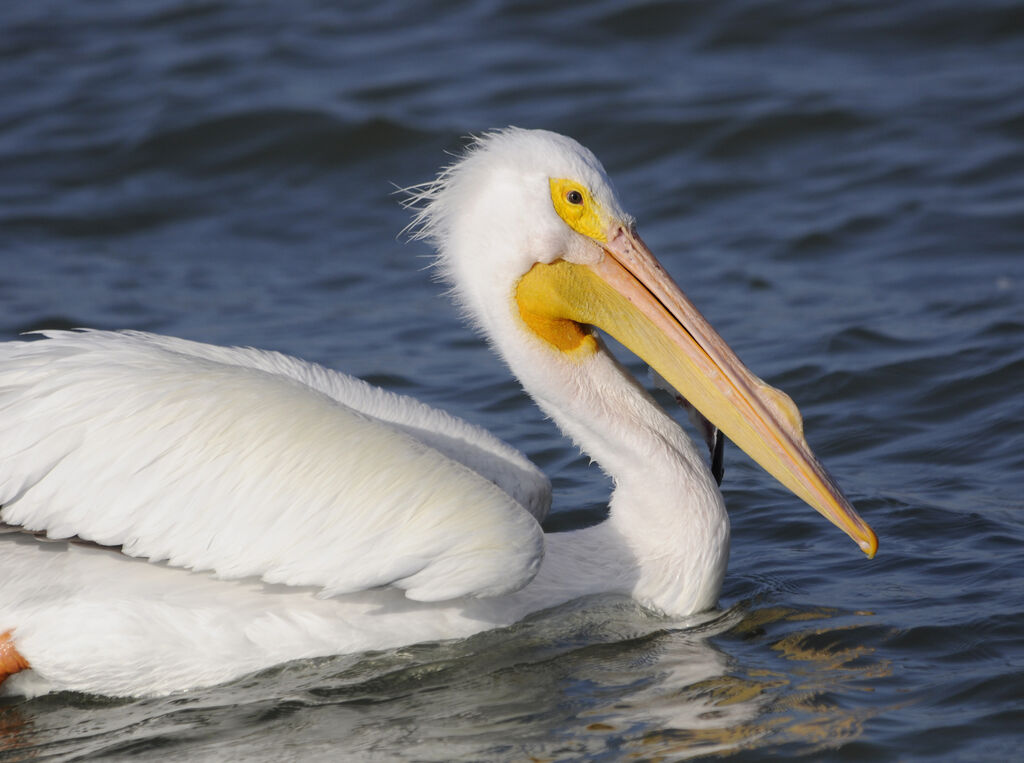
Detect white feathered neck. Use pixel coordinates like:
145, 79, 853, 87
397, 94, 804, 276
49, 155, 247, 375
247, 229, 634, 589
408, 128, 731, 615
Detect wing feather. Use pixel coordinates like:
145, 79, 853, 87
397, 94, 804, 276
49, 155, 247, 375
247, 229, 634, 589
103, 331, 551, 520
0, 330, 545, 601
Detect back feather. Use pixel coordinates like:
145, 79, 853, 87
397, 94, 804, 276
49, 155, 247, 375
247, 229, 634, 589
0, 330, 547, 601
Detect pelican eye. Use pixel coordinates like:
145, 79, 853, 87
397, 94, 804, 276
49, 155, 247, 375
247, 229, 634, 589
550, 177, 607, 242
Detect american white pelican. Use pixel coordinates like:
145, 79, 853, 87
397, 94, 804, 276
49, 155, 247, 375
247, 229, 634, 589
0, 128, 876, 697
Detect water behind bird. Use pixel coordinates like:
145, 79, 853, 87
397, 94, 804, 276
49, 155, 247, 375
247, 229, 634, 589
0, 0, 1021, 759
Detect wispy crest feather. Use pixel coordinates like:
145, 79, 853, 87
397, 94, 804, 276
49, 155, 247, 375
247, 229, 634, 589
400, 128, 515, 247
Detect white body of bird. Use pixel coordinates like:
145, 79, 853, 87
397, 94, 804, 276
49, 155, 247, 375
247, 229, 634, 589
0, 128, 875, 697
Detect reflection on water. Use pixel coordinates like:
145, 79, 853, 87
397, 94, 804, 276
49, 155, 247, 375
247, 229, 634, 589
625, 605, 892, 760
0, 707, 33, 760
0, 600, 894, 761
2, 0, 1022, 756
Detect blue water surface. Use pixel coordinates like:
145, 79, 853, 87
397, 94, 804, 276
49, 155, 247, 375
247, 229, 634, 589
0, 1, 1022, 759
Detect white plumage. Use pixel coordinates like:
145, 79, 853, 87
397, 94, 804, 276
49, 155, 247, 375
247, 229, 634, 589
0, 330, 547, 601
0, 128, 874, 697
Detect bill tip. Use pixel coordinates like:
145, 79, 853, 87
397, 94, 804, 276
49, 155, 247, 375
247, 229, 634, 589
859, 535, 878, 559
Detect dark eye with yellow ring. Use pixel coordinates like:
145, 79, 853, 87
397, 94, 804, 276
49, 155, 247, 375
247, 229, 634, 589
566, 189, 584, 205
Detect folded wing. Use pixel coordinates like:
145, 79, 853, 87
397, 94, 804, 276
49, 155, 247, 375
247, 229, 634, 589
0, 330, 546, 601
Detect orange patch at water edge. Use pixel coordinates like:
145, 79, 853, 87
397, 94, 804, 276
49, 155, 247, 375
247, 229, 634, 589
0, 631, 29, 684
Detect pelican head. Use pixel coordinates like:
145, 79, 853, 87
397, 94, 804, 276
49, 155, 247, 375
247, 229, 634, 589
411, 127, 876, 558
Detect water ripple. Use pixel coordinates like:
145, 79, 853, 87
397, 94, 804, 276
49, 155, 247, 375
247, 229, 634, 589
0, 0, 1022, 759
